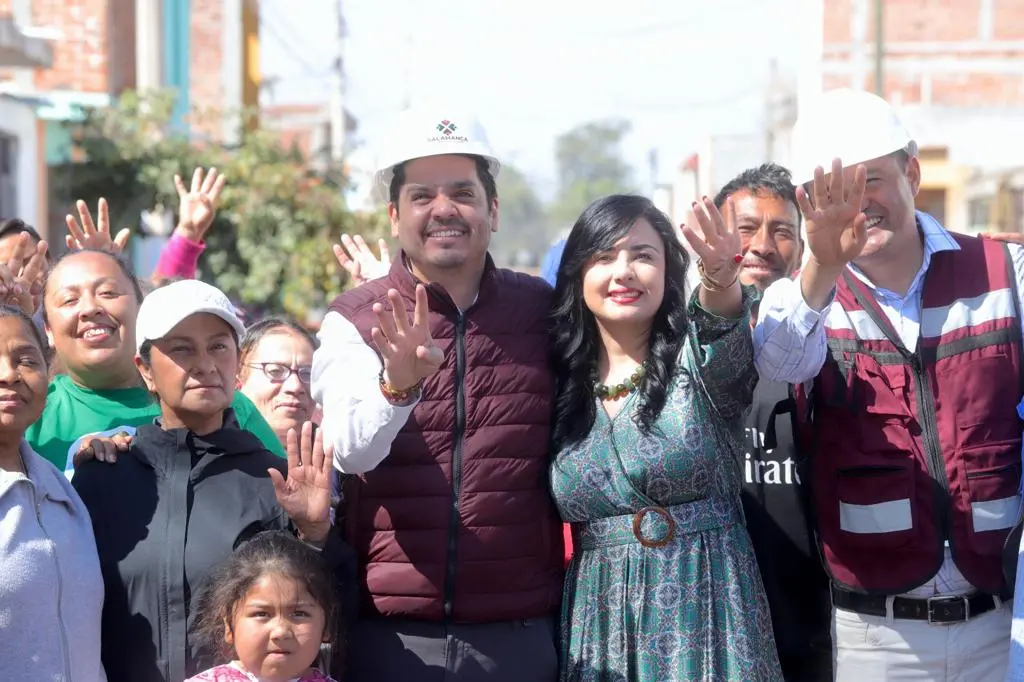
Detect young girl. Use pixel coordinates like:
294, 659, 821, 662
187, 531, 342, 682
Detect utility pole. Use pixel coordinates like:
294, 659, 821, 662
648, 148, 658, 198
873, 0, 884, 96
329, 0, 347, 163
135, 0, 162, 93
764, 59, 779, 162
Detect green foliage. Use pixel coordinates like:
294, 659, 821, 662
51, 89, 388, 322
54, 90, 639, 286
548, 119, 636, 228
489, 164, 549, 267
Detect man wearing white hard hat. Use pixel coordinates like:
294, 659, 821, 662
753, 88, 1024, 679
311, 109, 562, 681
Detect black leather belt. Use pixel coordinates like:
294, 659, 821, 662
831, 584, 999, 624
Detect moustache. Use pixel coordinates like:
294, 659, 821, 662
424, 219, 470, 233
741, 257, 778, 269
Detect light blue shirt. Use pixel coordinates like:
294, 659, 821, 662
752, 211, 1021, 383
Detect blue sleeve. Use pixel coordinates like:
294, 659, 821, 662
540, 239, 566, 287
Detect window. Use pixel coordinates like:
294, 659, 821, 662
968, 196, 992, 233
0, 133, 17, 219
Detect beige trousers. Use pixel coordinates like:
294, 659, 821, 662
832, 602, 1011, 681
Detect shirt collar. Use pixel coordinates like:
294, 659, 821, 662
15, 440, 74, 508
848, 210, 958, 297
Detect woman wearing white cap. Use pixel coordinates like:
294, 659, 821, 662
70, 279, 343, 682
27, 246, 285, 476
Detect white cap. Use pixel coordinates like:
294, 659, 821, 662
790, 88, 918, 186
136, 279, 246, 353
372, 107, 501, 203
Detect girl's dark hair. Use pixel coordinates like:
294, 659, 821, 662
550, 194, 690, 450
0, 304, 51, 368
195, 531, 341, 665
239, 316, 320, 367
41, 248, 145, 326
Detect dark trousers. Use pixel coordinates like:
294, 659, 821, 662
347, 615, 558, 682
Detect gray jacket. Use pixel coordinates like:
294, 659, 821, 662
0, 440, 106, 682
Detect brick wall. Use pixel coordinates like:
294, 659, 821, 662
995, 0, 1024, 39
189, 0, 226, 138
31, 0, 110, 92
0, 0, 137, 95
823, 0, 1024, 106
106, 0, 135, 94
3, 0, 237, 140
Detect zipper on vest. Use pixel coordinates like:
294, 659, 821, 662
909, 355, 951, 551
443, 312, 467, 619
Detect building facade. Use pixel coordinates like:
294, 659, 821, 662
816, 0, 1024, 234
0, 0, 258, 242
0, 11, 50, 227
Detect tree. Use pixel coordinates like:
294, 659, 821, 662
489, 163, 549, 267
52, 90, 387, 322
548, 119, 636, 227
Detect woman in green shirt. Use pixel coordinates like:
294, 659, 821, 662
26, 248, 284, 474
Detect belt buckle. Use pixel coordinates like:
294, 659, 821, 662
632, 506, 676, 548
926, 595, 969, 624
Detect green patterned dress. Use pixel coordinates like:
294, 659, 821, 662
551, 292, 783, 682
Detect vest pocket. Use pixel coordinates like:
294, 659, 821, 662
835, 464, 915, 548
964, 456, 1022, 556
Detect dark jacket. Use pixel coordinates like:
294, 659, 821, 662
741, 379, 831, 682
72, 410, 352, 682
328, 254, 564, 623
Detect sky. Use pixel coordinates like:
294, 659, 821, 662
259, 0, 806, 202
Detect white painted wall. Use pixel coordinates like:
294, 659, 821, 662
0, 96, 38, 228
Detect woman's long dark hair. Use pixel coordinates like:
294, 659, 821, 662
550, 194, 691, 450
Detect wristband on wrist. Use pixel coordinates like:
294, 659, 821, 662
379, 370, 423, 405
696, 259, 738, 292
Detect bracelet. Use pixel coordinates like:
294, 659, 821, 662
696, 259, 738, 292
378, 370, 423, 405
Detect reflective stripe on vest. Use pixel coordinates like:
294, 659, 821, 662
973, 496, 1021, 533
840, 498, 912, 534
826, 287, 1017, 344
807, 234, 1024, 594
837, 496, 1022, 536
824, 286, 1021, 541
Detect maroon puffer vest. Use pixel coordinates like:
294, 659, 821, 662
328, 255, 564, 623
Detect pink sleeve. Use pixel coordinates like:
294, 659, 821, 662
153, 233, 206, 279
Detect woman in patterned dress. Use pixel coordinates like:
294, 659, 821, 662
549, 194, 782, 681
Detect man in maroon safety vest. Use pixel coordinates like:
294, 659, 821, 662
753, 88, 1023, 680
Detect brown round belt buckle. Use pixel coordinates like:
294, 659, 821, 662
632, 506, 676, 548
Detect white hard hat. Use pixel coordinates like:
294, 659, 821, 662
790, 89, 918, 186
372, 108, 501, 203
136, 279, 245, 353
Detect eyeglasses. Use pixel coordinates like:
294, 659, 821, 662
246, 363, 313, 385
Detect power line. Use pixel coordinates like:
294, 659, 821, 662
329, 0, 347, 161
262, 5, 330, 77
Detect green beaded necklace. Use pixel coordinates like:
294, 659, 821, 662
594, 363, 647, 401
